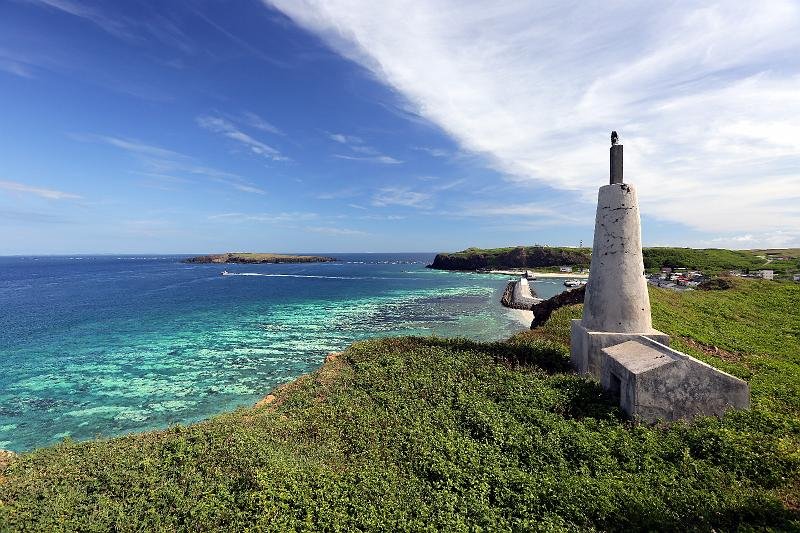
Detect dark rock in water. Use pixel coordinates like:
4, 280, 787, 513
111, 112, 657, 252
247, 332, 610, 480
429, 246, 589, 271
530, 285, 586, 329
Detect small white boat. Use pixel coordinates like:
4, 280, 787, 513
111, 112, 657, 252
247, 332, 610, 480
221, 270, 232, 276
564, 279, 586, 288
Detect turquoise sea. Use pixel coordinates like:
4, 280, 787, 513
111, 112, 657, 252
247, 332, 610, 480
0, 254, 566, 451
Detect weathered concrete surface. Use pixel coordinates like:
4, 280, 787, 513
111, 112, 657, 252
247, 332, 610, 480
501, 278, 542, 310
513, 278, 539, 307
600, 337, 750, 422
571, 320, 669, 377
582, 183, 652, 333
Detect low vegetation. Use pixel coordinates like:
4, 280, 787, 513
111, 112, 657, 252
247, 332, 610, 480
643, 247, 768, 273
1, 279, 798, 530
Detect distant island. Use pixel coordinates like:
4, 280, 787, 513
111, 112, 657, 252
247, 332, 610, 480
183, 252, 337, 264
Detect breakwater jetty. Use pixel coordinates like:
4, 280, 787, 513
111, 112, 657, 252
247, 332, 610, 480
500, 277, 542, 310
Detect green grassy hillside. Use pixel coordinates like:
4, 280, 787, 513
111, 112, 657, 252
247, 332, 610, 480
432, 245, 800, 278
1, 280, 798, 530
429, 246, 591, 270
641, 247, 765, 272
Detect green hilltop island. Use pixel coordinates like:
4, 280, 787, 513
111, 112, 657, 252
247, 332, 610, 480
2, 135, 799, 531
183, 252, 337, 264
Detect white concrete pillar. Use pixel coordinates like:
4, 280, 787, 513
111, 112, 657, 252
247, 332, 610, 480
581, 183, 652, 333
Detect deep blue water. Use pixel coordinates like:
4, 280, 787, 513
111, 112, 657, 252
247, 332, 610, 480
0, 254, 566, 451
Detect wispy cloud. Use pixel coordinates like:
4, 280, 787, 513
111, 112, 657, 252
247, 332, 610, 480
305, 225, 366, 236
411, 146, 450, 158
29, 0, 194, 53
0, 50, 36, 78
209, 212, 318, 223
230, 183, 267, 195
334, 154, 402, 164
327, 131, 403, 164
73, 134, 186, 159
328, 132, 363, 145
241, 111, 284, 135
0, 209, 71, 224
30, 0, 131, 39
75, 133, 268, 195
315, 187, 360, 200
0, 179, 81, 200
372, 187, 431, 208
197, 115, 288, 161
453, 202, 588, 226
267, 0, 800, 241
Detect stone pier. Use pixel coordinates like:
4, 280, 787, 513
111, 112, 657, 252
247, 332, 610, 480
570, 133, 749, 421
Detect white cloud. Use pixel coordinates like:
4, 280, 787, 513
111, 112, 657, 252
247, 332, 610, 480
197, 115, 287, 161
305, 225, 366, 236
209, 212, 318, 223
334, 154, 402, 164
451, 202, 589, 226
76, 133, 268, 195
266, 0, 800, 244
372, 187, 430, 208
0, 179, 81, 200
230, 183, 267, 195
30, 0, 194, 52
241, 111, 284, 135
328, 132, 363, 145
412, 146, 449, 158
0, 53, 35, 78
327, 131, 402, 164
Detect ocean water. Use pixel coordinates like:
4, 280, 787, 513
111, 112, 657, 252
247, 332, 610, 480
0, 254, 567, 451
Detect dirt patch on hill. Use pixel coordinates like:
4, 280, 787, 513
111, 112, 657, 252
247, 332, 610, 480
680, 337, 744, 362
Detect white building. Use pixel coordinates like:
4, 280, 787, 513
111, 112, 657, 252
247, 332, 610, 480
757, 270, 774, 280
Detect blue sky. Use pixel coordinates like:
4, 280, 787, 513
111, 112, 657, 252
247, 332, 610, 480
1, 0, 798, 254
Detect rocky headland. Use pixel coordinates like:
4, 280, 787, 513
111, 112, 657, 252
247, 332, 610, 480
428, 246, 590, 271
184, 252, 337, 264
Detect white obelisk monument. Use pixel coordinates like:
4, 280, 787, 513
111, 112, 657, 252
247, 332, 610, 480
570, 133, 669, 377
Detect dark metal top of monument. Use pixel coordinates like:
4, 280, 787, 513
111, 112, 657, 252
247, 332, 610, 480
610, 131, 623, 184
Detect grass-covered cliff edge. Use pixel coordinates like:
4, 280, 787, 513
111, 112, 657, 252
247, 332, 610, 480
429, 246, 591, 271
429, 245, 800, 277
1, 279, 799, 530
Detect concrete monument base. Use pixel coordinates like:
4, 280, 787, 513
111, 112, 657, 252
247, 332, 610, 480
600, 337, 750, 422
570, 319, 670, 377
